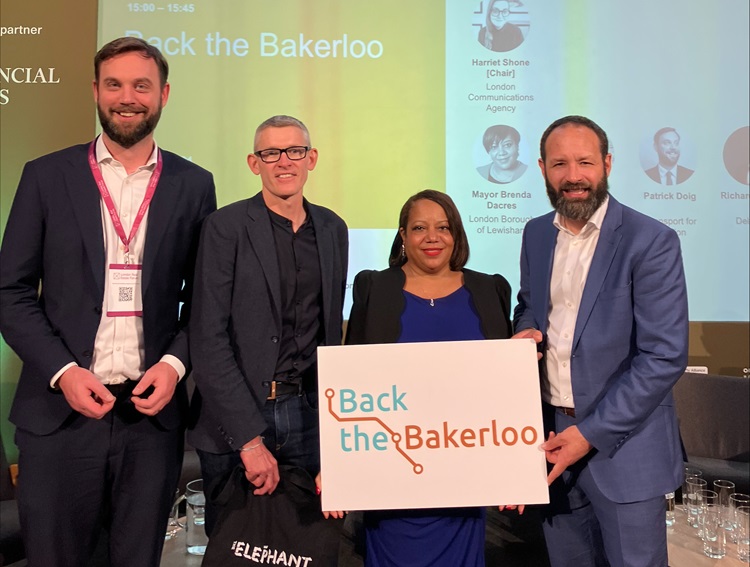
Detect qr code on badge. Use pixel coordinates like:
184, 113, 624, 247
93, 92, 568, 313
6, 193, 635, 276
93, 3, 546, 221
118, 286, 134, 302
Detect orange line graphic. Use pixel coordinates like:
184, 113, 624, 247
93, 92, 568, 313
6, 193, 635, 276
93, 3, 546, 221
325, 389, 423, 474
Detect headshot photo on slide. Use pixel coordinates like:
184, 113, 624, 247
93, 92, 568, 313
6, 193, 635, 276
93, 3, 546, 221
723, 126, 749, 185
475, 124, 529, 184
640, 126, 696, 186
477, 0, 529, 53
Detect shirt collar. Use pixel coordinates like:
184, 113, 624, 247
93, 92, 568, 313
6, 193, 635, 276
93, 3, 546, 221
553, 195, 609, 236
658, 163, 676, 176
265, 200, 312, 229
95, 135, 159, 169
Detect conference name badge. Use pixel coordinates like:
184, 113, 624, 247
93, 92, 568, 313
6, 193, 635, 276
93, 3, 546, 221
107, 263, 143, 316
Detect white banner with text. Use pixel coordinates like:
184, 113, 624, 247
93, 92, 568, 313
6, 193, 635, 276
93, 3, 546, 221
318, 338, 549, 511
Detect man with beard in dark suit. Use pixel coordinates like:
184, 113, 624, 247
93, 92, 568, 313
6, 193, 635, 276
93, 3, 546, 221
0, 37, 216, 567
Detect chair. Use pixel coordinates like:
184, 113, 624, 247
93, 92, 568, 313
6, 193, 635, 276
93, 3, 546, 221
673, 372, 750, 494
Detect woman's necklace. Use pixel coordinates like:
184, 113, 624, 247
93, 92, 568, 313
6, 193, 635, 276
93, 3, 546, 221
403, 265, 459, 307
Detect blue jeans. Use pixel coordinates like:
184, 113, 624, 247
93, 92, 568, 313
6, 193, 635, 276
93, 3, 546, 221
198, 388, 320, 536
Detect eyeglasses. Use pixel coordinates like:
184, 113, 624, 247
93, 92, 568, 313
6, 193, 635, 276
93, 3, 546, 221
254, 146, 311, 163
491, 8, 510, 17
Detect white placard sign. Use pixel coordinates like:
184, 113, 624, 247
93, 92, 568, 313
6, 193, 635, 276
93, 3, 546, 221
318, 338, 549, 511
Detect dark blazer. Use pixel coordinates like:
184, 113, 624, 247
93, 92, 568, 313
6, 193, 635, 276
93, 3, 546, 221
345, 266, 513, 345
188, 192, 348, 453
513, 196, 688, 503
644, 164, 694, 185
0, 142, 217, 435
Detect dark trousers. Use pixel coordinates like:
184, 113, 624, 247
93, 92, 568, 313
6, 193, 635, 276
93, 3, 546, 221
15, 393, 183, 567
198, 388, 320, 536
541, 405, 667, 567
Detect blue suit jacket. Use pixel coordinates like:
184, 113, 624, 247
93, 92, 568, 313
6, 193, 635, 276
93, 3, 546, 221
0, 142, 217, 435
513, 196, 688, 503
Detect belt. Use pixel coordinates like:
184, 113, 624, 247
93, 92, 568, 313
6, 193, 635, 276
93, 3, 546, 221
266, 380, 302, 400
556, 406, 576, 418
104, 381, 136, 395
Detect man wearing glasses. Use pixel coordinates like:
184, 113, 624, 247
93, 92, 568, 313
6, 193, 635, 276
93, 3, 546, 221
188, 115, 348, 533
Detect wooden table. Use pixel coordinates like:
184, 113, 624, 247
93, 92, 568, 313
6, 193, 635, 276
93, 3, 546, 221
8, 505, 747, 566
667, 505, 746, 566
160, 523, 203, 567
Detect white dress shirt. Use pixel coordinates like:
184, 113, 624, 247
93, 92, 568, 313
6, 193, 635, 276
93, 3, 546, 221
657, 164, 677, 185
51, 136, 184, 386
543, 197, 609, 408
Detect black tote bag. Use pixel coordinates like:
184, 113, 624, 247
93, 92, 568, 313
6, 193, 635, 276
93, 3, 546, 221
202, 465, 344, 567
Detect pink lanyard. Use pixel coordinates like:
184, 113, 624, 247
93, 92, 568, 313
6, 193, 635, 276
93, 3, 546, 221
88, 139, 163, 259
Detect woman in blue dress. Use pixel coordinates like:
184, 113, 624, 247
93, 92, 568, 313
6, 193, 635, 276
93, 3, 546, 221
345, 190, 518, 567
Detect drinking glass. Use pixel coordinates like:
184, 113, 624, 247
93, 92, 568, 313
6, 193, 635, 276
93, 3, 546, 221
697, 489, 718, 539
165, 488, 181, 540
665, 492, 676, 526
682, 467, 702, 504
736, 506, 750, 562
730, 493, 750, 543
714, 480, 736, 540
702, 502, 726, 559
685, 477, 707, 528
185, 479, 207, 555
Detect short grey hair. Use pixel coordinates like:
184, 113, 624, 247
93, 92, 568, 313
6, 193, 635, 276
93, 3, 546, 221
254, 115, 311, 149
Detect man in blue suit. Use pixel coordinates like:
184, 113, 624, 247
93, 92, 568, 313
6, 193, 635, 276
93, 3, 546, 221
0, 38, 216, 566
513, 115, 688, 567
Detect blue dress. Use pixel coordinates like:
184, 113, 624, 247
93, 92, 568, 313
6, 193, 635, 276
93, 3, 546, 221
364, 287, 487, 567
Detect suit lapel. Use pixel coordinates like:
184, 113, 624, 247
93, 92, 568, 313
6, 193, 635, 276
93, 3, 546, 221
65, 145, 106, 293
535, 217, 557, 335
246, 194, 282, 321
573, 198, 623, 348
143, 158, 177, 293
310, 203, 334, 332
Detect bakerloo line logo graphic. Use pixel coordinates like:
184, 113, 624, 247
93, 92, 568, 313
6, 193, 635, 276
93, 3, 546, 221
325, 386, 538, 475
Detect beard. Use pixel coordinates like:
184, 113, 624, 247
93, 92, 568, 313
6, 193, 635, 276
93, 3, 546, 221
660, 152, 679, 167
98, 104, 162, 149
545, 172, 609, 221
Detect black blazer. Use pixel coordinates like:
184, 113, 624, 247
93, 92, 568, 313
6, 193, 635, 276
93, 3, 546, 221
0, 142, 217, 435
188, 192, 349, 453
345, 267, 513, 345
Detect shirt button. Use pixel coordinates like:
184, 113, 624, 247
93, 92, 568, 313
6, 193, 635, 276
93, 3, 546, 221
562, 361, 567, 367
115, 346, 121, 352
563, 395, 570, 401
271, 336, 279, 343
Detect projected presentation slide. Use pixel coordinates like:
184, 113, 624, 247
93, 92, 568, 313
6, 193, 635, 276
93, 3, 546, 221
99, 0, 749, 321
